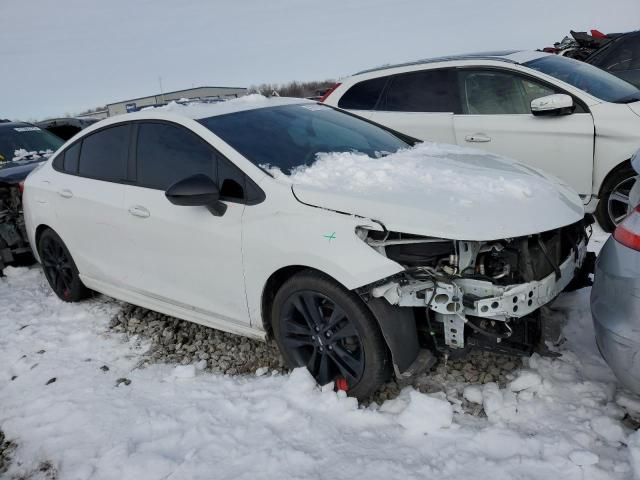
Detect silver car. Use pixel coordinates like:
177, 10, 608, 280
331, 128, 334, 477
591, 152, 640, 393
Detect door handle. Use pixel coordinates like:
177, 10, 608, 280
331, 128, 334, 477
128, 205, 150, 218
464, 134, 491, 143
58, 189, 73, 198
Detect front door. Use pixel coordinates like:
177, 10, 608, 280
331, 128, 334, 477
123, 121, 249, 325
453, 68, 595, 197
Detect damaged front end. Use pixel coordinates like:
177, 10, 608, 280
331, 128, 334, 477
0, 180, 31, 272
357, 218, 595, 375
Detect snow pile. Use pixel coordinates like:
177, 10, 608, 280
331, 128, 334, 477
11, 148, 53, 162
281, 143, 548, 202
395, 390, 453, 434
0, 228, 638, 480
154, 94, 279, 119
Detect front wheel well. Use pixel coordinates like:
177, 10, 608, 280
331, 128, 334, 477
261, 266, 344, 336
598, 159, 633, 198
34, 224, 54, 251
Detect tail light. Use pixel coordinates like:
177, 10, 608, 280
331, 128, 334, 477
319, 83, 341, 103
614, 205, 640, 251
591, 29, 607, 39
18, 181, 25, 194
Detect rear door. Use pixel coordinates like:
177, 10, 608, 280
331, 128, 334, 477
452, 68, 595, 196
122, 121, 251, 325
51, 124, 130, 283
368, 69, 459, 144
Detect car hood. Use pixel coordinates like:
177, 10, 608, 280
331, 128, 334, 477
628, 101, 640, 118
289, 144, 584, 241
0, 159, 45, 184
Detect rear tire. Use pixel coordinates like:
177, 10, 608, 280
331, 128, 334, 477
595, 165, 637, 232
38, 229, 90, 302
271, 270, 390, 400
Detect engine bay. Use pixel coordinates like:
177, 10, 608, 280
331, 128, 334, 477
358, 219, 594, 356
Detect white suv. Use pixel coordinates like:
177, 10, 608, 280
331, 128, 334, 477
322, 50, 640, 231
23, 97, 591, 399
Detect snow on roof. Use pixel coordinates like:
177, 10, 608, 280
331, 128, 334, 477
151, 94, 314, 120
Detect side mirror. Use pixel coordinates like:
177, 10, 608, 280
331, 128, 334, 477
531, 94, 574, 116
165, 174, 227, 216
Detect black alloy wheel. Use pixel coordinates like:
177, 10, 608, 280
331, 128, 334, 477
38, 229, 90, 302
280, 290, 365, 386
272, 271, 390, 400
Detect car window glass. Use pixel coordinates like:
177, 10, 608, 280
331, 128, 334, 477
63, 142, 80, 174
597, 39, 640, 72
459, 71, 564, 114
337, 77, 387, 110
525, 55, 639, 103
381, 69, 461, 113
520, 78, 556, 102
136, 122, 218, 191
199, 104, 408, 174
78, 125, 129, 181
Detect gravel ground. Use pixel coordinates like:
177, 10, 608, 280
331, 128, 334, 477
109, 303, 522, 411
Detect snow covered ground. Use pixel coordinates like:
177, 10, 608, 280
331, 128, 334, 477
1, 228, 639, 480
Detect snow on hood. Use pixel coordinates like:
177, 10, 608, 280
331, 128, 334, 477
285, 143, 584, 241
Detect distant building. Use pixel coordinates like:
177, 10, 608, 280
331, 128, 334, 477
105, 86, 247, 117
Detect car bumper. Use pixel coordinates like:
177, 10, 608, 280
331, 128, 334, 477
591, 236, 640, 394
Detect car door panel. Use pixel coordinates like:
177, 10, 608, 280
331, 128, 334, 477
122, 121, 250, 325
50, 126, 130, 284
369, 111, 456, 144
123, 185, 248, 324
453, 69, 595, 197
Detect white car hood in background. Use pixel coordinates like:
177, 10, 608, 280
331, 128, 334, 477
289, 143, 584, 241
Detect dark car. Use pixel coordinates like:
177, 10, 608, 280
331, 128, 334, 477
0, 121, 64, 271
585, 31, 640, 89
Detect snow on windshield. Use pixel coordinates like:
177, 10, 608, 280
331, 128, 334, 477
266, 142, 541, 202
10, 148, 54, 162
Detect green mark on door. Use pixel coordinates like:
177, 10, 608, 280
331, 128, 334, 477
323, 232, 336, 242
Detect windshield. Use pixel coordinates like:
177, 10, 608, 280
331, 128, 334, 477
524, 55, 640, 103
199, 104, 410, 174
0, 125, 64, 163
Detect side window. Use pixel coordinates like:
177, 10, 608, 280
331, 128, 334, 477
78, 125, 129, 181
458, 70, 557, 115
52, 141, 81, 174
337, 76, 387, 110
381, 69, 461, 113
136, 122, 217, 191
63, 142, 81, 174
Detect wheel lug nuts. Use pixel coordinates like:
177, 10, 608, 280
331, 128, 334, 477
315, 326, 320, 332
328, 345, 333, 350
319, 347, 324, 352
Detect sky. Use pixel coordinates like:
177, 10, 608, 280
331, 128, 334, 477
1, 0, 639, 120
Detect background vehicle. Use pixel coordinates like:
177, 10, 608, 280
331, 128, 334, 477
591, 151, 640, 394
24, 97, 591, 399
0, 121, 64, 272
585, 30, 640, 89
322, 50, 640, 231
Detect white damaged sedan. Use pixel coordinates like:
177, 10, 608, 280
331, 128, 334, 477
23, 96, 592, 399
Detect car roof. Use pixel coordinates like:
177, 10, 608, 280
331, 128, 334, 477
122, 95, 314, 121
0, 121, 36, 129
354, 50, 549, 75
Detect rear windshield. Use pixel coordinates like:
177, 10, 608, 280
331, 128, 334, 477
0, 125, 64, 162
198, 104, 409, 173
524, 55, 640, 103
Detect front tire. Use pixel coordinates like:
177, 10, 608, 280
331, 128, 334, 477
38, 229, 90, 302
271, 271, 390, 400
596, 165, 637, 232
